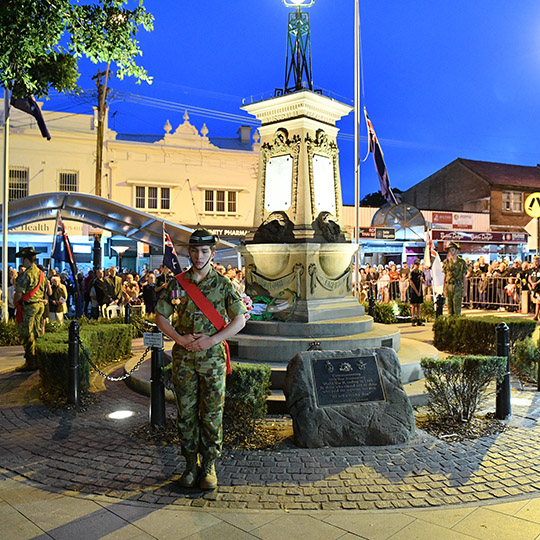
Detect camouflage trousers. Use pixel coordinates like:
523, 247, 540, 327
17, 302, 45, 368
446, 283, 464, 316
171, 344, 226, 461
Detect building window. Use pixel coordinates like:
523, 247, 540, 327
134, 186, 170, 211
502, 191, 523, 213
9, 167, 29, 201
59, 170, 78, 192
204, 189, 238, 215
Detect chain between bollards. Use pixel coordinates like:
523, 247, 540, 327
68, 319, 80, 406
495, 322, 511, 420
149, 325, 166, 427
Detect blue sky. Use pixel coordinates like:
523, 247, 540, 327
49, 1, 540, 205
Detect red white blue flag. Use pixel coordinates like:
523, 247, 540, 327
10, 96, 51, 140
51, 211, 83, 316
364, 107, 398, 205
163, 224, 182, 275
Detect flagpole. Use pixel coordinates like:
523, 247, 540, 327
2, 89, 9, 322
354, 0, 361, 297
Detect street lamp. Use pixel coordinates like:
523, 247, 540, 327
282, 0, 314, 93
111, 245, 129, 273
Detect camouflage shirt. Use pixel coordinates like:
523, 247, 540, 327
442, 256, 468, 286
155, 266, 246, 335
15, 263, 46, 303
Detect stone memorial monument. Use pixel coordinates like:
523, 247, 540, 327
283, 347, 415, 447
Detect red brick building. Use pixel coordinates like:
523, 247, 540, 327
401, 158, 540, 232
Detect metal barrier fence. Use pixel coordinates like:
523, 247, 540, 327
464, 276, 529, 312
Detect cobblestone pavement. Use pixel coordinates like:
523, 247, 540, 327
2, 353, 540, 512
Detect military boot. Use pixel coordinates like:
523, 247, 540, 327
200, 460, 218, 490
178, 454, 199, 488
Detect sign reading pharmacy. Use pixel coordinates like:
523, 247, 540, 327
432, 230, 527, 244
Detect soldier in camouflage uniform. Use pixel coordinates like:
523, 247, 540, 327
155, 229, 246, 490
14, 247, 47, 372
442, 241, 468, 316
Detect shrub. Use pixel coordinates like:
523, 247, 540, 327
361, 301, 397, 324
421, 300, 435, 321
421, 355, 507, 423
395, 301, 411, 317
36, 323, 132, 400
223, 362, 272, 446
433, 316, 536, 355
0, 319, 21, 346
511, 337, 540, 385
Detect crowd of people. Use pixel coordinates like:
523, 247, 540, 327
0, 262, 247, 325
356, 254, 540, 317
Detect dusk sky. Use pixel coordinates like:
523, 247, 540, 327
46, 1, 540, 205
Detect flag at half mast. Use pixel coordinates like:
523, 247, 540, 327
163, 224, 183, 275
51, 211, 83, 316
364, 107, 398, 205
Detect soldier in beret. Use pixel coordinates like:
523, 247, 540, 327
442, 241, 468, 316
13, 247, 47, 371
155, 229, 246, 490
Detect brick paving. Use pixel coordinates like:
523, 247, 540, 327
2, 351, 540, 512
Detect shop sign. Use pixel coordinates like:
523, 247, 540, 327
432, 212, 473, 230
432, 230, 527, 244
358, 227, 395, 240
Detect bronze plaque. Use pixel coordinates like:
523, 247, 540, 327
311, 355, 386, 407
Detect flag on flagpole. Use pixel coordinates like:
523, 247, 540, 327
10, 96, 51, 140
163, 224, 182, 275
424, 229, 444, 297
364, 107, 398, 205
51, 211, 83, 316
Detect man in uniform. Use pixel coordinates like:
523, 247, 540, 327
442, 241, 468, 316
528, 256, 540, 320
14, 247, 47, 372
155, 229, 246, 490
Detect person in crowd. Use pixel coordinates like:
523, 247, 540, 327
83, 270, 95, 316
155, 229, 247, 491
7, 269, 18, 319
409, 259, 425, 325
48, 275, 67, 323
13, 247, 47, 372
442, 242, 468, 316
423, 263, 433, 303
528, 256, 540, 320
467, 261, 482, 308
398, 262, 410, 303
367, 266, 378, 299
141, 272, 158, 314
105, 266, 123, 305
122, 273, 140, 305
388, 263, 400, 301
89, 269, 108, 319
155, 265, 170, 300
376, 267, 390, 303
478, 255, 489, 273
232, 269, 245, 296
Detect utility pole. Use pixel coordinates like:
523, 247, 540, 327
91, 65, 111, 270
92, 64, 112, 197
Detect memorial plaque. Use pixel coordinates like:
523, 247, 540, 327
311, 354, 386, 407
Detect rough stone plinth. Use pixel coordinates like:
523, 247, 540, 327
283, 347, 415, 447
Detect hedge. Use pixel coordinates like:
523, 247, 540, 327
433, 315, 536, 355
36, 323, 132, 400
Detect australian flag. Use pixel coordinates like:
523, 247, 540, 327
364, 107, 398, 205
51, 211, 83, 316
163, 224, 182, 275
10, 96, 51, 140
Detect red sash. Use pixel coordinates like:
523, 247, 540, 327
15, 270, 44, 323
174, 272, 232, 375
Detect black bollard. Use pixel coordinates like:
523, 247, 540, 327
124, 303, 131, 325
150, 326, 166, 427
68, 320, 80, 406
368, 294, 375, 317
436, 295, 445, 318
495, 322, 511, 420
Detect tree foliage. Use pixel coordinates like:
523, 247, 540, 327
0, 0, 153, 97
360, 188, 403, 207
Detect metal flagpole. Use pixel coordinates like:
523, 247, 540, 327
2, 90, 9, 322
354, 0, 361, 296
